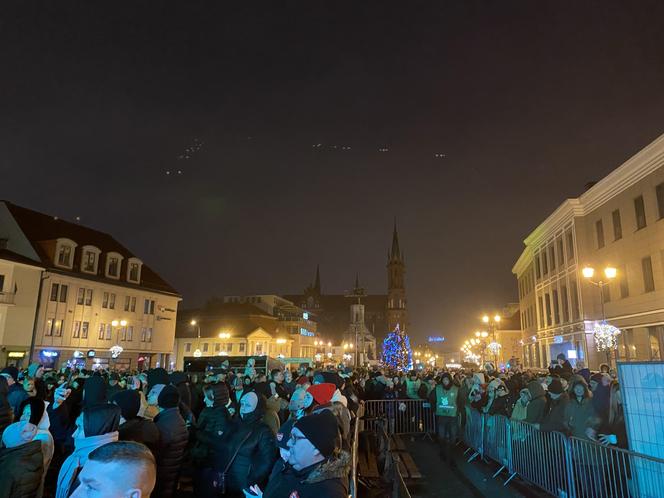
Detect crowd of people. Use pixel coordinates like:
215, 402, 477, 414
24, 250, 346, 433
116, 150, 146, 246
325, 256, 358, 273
0, 352, 626, 497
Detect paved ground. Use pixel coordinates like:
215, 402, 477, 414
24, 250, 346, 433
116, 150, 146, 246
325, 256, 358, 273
406, 437, 551, 498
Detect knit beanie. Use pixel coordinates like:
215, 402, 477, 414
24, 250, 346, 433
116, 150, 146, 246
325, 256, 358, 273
548, 378, 565, 395
204, 382, 230, 408
294, 410, 339, 457
1, 366, 19, 383
27, 362, 42, 378
112, 390, 141, 419
296, 376, 310, 386
158, 384, 180, 409
306, 383, 336, 406
147, 368, 170, 391
83, 375, 108, 406
84, 403, 121, 437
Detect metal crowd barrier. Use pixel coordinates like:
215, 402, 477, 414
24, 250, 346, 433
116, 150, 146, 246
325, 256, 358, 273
349, 403, 364, 498
363, 399, 436, 435
362, 399, 664, 498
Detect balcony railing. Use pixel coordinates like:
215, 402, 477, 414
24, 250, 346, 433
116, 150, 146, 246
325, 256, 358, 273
0, 292, 16, 305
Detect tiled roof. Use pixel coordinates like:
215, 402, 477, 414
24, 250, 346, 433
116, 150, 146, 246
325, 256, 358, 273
0, 248, 43, 268
4, 201, 179, 296
176, 305, 278, 339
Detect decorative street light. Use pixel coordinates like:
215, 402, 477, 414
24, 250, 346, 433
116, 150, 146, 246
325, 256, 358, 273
582, 265, 619, 366
110, 319, 127, 359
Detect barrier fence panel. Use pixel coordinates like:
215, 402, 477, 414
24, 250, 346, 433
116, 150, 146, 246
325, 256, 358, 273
364, 399, 436, 435
482, 414, 513, 477
462, 408, 484, 461
569, 436, 664, 498
349, 403, 364, 498
509, 420, 573, 498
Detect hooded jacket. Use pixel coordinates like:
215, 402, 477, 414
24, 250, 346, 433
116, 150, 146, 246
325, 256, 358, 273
55, 404, 120, 498
153, 407, 189, 498
525, 380, 547, 423
191, 404, 231, 463
212, 397, 277, 494
565, 379, 600, 440
263, 450, 351, 498
0, 440, 44, 498
540, 392, 570, 433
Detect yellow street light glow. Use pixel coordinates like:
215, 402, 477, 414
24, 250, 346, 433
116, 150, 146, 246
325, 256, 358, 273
190, 319, 197, 326
582, 266, 595, 279
218, 332, 231, 339
494, 315, 501, 323
120, 320, 127, 327
327, 342, 332, 347
111, 320, 119, 327
481, 331, 489, 338
482, 315, 489, 323
475, 331, 481, 337
276, 338, 287, 344
604, 267, 617, 279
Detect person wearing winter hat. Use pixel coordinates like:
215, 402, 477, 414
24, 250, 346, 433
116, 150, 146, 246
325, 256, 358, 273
306, 383, 351, 449
1, 365, 29, 418
106, 372, 123, 400
256, 410, 350, 498
153, 385, 188, 498
304, 383, 336, 410
56, 403, 121, 498
82, 374, 107, 407
537, 378, 570, 433
19, 397, 54, 497
0, 421, 44, 497
112, 390, 160, 455
565, 377, 600, 441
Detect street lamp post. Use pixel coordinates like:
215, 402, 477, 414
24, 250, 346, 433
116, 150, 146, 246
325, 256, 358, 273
582, 266, 618, 366
190, 319, 201, 358
110, 319, 127, 364
482, 314, 502, 365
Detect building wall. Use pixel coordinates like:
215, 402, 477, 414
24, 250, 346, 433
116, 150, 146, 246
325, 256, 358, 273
32, 271, 179, 370
0, 260, 42, 367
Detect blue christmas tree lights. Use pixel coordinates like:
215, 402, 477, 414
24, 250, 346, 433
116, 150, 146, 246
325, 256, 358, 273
381, 324, 413, 371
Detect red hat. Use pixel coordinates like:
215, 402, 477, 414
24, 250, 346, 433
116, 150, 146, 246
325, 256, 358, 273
296, 376, 310, 386
306, 383, 336, 405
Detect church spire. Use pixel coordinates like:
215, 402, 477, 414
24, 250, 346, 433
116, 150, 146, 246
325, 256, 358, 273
313, 264, 321, 294
390, 218, 402, 261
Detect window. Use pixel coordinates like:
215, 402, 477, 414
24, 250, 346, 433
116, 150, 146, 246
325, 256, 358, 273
105, 324, 112, 340
81, 322, 89, 339
141, 327, 146, 342
146, 328, 152, 342
570, 279, 580, 321
566, 232, 575, 260
53, 319, 62, 337
59, 285, 68, 303
557, 238, 565, 266
544, 293, 552, 326
552, 289, 560, 324
549, 245, 556, 271
537, 296, 544, 327
619, 266, 629, 298
50, 283, 59, 302
649, 326, 663, 361
596, 220, 605, 249
561, 286, 569, 323
634, 195, 647, 230
85, 289, 93, 306
126, 326, 133, 341
603, 284, 611, 303
657, 183, 664, 219
542, 251, 549, 275
73, 321, 81, 338
108, 257, 119, 277
203, 343, 209, 352
124, 296, 130, 311
215, 343, 221, 352
102, 292, 109, 308
227, 343, 233, 352
109, 293, 116, 310
129, 263, 140, 282
239, 343, 246, 353
121, 327, 127, 341
83, 251, 96, 272
185, 343, 192, 352
535, 256, 541, 279
57, 245, 72, 266
642, 256, 655, 293
77, 288, 85, 305
130, 297, 136, 312
45, 319, 53, 336
144, 299, 150, 314
612, 210, 622, 240
0, 274, 5, 291
150, 300, 155, 315
99, 323, 106, 340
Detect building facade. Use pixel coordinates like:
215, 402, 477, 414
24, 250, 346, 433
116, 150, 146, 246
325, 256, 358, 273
0, 201, 180, 371
174, 296, 319, 370
513, 134, 664, 369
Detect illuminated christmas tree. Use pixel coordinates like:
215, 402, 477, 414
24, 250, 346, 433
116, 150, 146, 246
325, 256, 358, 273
381, 324, 413, 371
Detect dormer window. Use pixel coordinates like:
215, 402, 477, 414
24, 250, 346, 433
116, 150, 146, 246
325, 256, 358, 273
54, 238, 77, 269
80, 245, 101, 274
126, 257, 143, 284
105, 252, 124, 279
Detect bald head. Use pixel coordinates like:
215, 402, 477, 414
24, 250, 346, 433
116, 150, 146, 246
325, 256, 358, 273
71, 441, 156, 498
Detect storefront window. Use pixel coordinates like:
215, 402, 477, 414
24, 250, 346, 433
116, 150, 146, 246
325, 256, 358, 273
649, 326, 663, 360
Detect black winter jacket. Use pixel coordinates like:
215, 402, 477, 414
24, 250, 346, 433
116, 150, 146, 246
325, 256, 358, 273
540, 393, 570, 433
213, 410, 277, 496
263, 450, 351, 498
191, 405, 231, 464
119, 417, 161, 455
154, 407, 189, 498
0, 440, 44, 498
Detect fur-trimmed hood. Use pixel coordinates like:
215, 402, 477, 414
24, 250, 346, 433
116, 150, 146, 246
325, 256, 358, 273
304, 450, 351, 484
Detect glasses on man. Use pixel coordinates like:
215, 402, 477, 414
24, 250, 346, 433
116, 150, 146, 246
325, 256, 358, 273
289, 433, 308, 445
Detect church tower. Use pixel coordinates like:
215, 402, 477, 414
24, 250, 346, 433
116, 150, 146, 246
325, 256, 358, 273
387, 221, 408, 332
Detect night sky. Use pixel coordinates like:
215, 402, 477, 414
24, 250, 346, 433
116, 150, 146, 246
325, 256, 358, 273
2, 2, 664, 348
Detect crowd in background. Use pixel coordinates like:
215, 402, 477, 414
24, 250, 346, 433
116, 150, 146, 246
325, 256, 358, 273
0, 352, 626, 497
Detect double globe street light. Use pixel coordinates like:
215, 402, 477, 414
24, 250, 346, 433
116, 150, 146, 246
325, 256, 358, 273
582, 265, 620, 366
